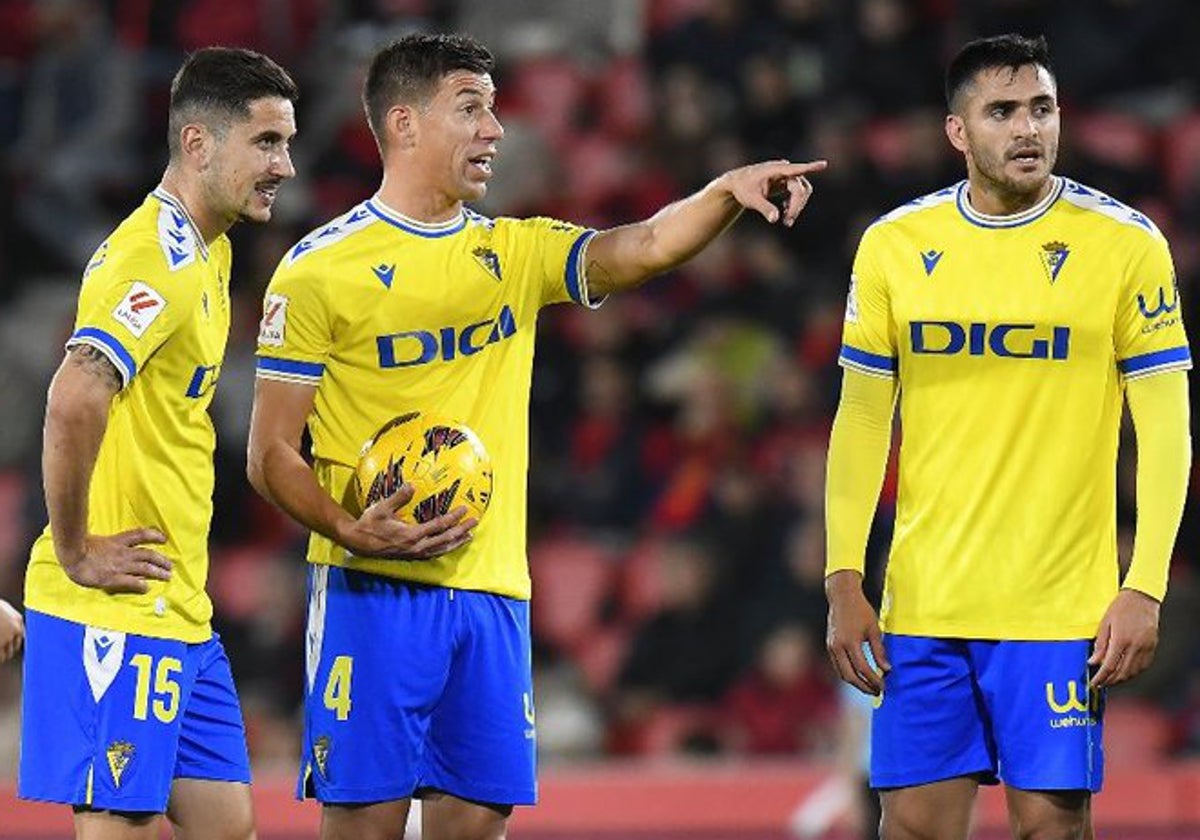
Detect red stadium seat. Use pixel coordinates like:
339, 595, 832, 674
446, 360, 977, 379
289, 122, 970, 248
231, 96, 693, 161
529, 533, 617, 654
1103, 697, 1172, 766
1070, 111, 1156, 169
506, 57, 589, 149
617, 535, 669, 624
1163, 110, 1200, 200
576, 624, 633, 695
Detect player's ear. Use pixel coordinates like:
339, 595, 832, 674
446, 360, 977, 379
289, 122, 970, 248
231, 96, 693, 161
945, 114, 968, 154
386, 104, 419, 150
180, 122, 213, 168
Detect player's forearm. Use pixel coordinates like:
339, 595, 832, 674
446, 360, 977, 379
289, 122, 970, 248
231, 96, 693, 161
1122, 371, 1191, 601
825, 370, 897, 576
42, 367, 111, 563
587, 176, 743, 295
248, 441, 357, 548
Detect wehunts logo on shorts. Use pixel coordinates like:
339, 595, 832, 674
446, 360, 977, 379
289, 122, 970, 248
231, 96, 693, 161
1045, 680, 1099, 729
313, 735, 331, 779
106, 741, 135, 787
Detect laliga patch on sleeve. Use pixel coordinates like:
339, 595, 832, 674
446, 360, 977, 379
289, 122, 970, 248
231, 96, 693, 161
112, 281, 167, 338
259, 293, 288, 347
845, 274, 860, 324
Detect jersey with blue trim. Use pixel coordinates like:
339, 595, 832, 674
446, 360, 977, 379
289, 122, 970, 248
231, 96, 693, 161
841, 177, 1191, 640
256, 199, 598, 599
25, 190, 231, 643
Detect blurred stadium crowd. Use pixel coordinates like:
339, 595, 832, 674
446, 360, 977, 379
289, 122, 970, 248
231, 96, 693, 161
0, 0, 1199, 778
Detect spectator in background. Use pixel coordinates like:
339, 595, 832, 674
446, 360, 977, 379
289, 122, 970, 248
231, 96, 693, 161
613, 534, 742, 752
723, 621, 837, 756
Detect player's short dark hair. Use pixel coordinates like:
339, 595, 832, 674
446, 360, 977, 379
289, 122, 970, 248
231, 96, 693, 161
945, 34, 1053, 112
363, 33, 494, 146
168, 47, 298, 158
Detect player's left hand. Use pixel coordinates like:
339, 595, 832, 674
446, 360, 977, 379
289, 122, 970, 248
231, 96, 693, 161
723, 159, 828, 227
1088, 588, 1160, 689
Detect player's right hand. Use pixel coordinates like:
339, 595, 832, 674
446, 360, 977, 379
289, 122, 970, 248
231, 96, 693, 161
0, 599, 24, 663
825, 569, 890, 696
60, 529, 172, 595
343, 483, 477, 560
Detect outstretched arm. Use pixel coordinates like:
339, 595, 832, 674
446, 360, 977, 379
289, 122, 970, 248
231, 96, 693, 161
1090, 370, 1190, 688
43, 347, 171, 593
247, 378, 475, 560
585, 159, 827, 297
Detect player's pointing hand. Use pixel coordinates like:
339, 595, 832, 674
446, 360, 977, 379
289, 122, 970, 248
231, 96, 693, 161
61, 528, 172, 595
722, 159, 827, 227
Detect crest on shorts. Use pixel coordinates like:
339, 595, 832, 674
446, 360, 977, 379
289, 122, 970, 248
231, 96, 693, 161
106, 741, 135, 787
1040, 241, 1069, 283
313, 735, 331, 779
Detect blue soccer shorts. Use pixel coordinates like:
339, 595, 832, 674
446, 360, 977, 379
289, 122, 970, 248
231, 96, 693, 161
19, 610, 251, 812
871, 635, 1104, 792
299, 565, 536, 807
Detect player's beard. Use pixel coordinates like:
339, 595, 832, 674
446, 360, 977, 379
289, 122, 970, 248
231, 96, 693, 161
970, 141, 1057, 212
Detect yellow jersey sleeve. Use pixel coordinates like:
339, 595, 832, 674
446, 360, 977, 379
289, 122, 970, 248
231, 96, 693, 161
67, 237, 201, 387
256, 257, 332, 384
839, 225, 897, 378
1115, 231, 1191, 379
514, 217, 598, 308
1122, 371, 1191, 600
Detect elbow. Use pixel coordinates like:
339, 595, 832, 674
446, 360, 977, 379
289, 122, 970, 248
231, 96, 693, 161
245, 441, 270, 501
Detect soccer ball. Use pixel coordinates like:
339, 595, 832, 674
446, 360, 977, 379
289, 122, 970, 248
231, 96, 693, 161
355, 411, 493, 524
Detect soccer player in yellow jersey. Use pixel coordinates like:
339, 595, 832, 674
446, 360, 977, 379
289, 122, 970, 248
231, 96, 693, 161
825, 34, 1191, 840
247, 32, 824, 840
19, 48, 297, 840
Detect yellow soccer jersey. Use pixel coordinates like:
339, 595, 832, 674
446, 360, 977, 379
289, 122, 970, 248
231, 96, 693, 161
841, 177, 1191, 640
256, 199, 598, 599
25, 189, 231, 642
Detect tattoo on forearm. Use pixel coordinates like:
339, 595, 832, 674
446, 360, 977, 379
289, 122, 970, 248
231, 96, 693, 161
68, 344, 122, 390
586, 259, 616, 295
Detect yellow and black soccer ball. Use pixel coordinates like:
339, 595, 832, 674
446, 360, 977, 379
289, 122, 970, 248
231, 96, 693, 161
355, 411, 492, 524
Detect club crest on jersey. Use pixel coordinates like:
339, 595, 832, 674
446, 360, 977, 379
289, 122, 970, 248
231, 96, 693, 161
1039, 241, 1069, 283
106, 741, 135, 787
113, 281, 166, 338
259, 294, 288, 347
473, 246, 502, 281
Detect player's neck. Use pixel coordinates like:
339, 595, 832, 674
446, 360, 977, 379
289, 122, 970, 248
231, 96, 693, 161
376, 174, 463, 224
158, 169, 226, 244
965, 175, 1055, 217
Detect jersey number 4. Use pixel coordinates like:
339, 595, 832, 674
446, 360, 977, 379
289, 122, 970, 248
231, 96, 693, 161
324, 655, 354, 721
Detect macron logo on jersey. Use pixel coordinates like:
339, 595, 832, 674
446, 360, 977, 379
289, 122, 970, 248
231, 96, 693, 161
920, 250, 943, 276
112, 281, 166, 338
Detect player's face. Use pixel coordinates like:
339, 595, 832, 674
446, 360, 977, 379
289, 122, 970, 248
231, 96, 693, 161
946, 63, 1059, 212
204, 96, 297, 227
415, 70, 503, 203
